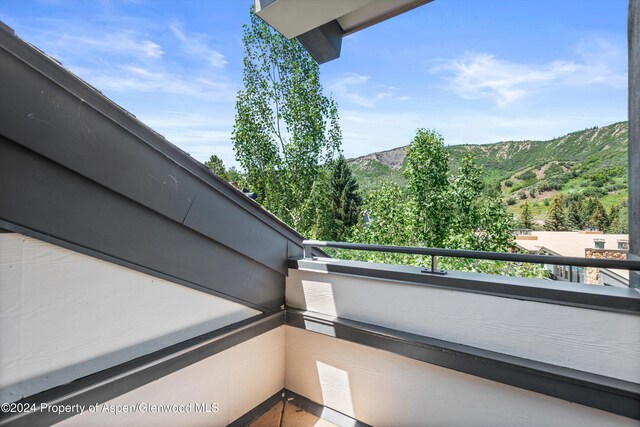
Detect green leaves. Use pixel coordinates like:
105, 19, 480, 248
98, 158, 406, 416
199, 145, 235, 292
404, 129, 451, 247
232, 7, 341, 235
204, 155, 228, 181
340, 128, 545, 276
353, 128, 515, 253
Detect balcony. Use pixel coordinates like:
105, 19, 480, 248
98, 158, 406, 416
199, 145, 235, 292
2, 1, 640, 426
1, 231, 639, 426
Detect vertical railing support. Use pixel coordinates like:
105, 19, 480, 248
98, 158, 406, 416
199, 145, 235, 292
421, 254, 447, 275
569, 265, 573, 283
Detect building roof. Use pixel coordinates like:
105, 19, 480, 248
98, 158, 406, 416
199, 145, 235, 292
515, 231, 629, 280
255, 0, 432, 63
515, 231, 629, 258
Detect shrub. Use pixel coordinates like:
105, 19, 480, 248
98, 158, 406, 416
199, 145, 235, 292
504, 180, 513, 188
544, 163, 564, 178
582, 187, 607, 198
516, 170, 537, 181
506, 197, 517, 206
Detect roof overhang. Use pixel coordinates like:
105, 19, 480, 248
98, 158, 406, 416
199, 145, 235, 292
254, 0, 433, 63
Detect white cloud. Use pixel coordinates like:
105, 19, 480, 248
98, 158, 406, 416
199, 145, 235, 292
67, 63, 234, 100
138, 112, 236, 166
433, 39, 626, 107
31, 22, 233, 99
329, 73, 402, 108
44, 30, 163, 59
169, 23, 227, 69
7, 16, 238, 167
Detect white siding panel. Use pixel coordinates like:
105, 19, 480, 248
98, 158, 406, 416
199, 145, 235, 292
59, 326, 284, 427
287, 268, 640, 382
285, 326, 638, 427
0, 233, 260, 402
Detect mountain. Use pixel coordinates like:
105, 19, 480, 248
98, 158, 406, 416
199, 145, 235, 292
349, 121, 628, 222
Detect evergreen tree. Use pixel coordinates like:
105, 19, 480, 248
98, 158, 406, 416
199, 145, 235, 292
607, 204, 628, 233
204, 154, 228, 180
520, 201, 533, 229
590, 202, 608, 231
324, 156, 362, 241
566, 199, 585, 230
544, 195, 566, 231
582, 197, 599, 224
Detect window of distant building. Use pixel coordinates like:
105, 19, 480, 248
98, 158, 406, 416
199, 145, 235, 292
593, 239, 605, 249
618, 239, 629, 250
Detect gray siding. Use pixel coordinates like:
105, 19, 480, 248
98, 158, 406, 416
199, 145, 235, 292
0, 24, 305, 310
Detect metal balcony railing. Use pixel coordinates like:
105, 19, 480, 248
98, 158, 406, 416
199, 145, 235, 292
302, 240, 640, 287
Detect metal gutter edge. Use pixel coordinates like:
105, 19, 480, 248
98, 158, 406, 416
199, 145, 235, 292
0, 312, 285, 427
288, 258, 640, 314
286, 309, 640, 420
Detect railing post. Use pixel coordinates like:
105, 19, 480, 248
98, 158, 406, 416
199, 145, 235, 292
421, 254, 446, 275
303, 243, 312, 259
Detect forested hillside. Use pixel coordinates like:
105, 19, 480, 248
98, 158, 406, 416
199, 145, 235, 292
350, 121, 628, 224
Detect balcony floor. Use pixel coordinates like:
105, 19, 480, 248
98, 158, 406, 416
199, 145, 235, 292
248, 400, 338, 427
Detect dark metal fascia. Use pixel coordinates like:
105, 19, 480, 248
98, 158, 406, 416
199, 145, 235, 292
0, 138, 284, 311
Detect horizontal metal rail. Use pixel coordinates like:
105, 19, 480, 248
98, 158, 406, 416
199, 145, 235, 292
302, 240, 640, 271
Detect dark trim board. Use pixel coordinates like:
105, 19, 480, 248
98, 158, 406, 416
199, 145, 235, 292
0, 312, 285, 427
227, 389, 371, 427
286, 309, 640, 420
0, 139, 283, 312
289, 258, 640, 314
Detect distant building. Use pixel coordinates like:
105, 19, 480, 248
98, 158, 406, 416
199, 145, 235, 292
514, 231, 629, 287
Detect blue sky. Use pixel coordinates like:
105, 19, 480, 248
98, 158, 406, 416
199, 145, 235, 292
0, 0, 628, 168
